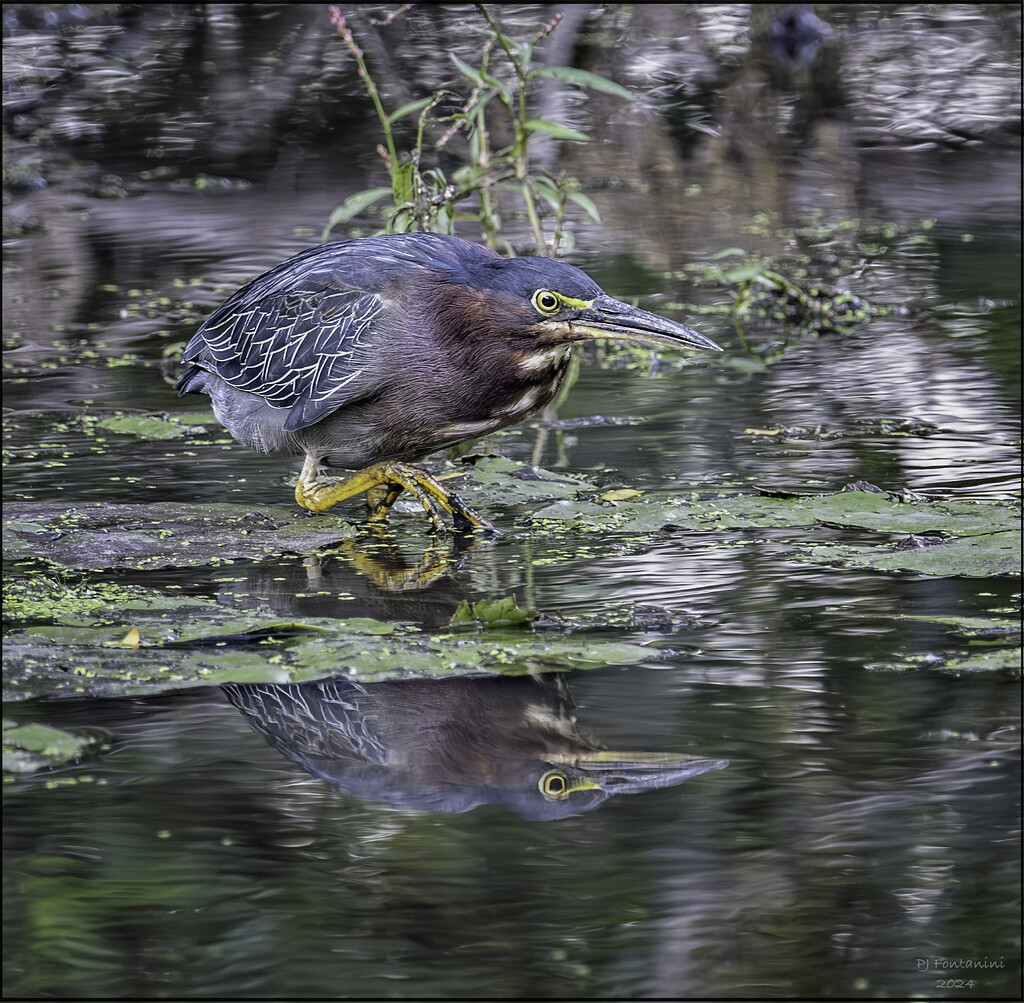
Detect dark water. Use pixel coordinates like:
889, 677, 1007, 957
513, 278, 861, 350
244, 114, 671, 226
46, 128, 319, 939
3, 5, 1021, 1000
3, 666, 1019, 999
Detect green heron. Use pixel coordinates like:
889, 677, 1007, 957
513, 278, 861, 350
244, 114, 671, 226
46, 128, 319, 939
177, 233, 721, 532
225, 675, 727, 820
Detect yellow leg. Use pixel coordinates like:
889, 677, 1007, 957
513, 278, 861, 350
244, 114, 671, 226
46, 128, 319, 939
365, 482, 405, 522
294, 455, 494, 534
339, 538, 466, 592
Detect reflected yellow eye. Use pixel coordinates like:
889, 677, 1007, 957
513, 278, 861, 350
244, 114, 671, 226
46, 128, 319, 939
539, 769, 569, 800
532, 290, 561, 314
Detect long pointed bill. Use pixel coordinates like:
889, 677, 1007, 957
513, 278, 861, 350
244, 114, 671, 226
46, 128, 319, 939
570, 294, 722, 353
551, 750, 728, 796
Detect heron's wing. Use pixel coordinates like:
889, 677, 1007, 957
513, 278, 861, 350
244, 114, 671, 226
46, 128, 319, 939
224, 680, 389, 766
178, 243, 395, 431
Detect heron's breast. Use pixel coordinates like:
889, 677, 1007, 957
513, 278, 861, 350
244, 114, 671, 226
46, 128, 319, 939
461, 343, 571, 426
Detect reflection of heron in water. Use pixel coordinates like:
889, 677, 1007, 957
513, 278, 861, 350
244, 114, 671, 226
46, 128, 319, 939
225, 674, 726, 821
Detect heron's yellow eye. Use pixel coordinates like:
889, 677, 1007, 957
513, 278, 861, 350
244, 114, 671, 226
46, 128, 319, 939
538, 769, 569, 799
532, 290, 561, 314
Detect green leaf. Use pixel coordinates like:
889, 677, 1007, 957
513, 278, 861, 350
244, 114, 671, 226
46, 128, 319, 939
392, 162, 416, 205
723, 263, 774, 283
530, 177, 561, 211
523, 119, 590, 142
514, 41, 534, 68
531, 174, 558, 193
567, 189, 601, 222
388, 208, 415, 234
450, 597, 534, 630
450, 53, 485, 88
451, 54, 511, 102
893, 615, 1021, 638
420, 167, 452, 193
452, 164, 503, 189
95, 416, 191, 440
3, 721, 94, 772
323, 188, 391, 233
531, 66, 634, 101
387, 97, 434, 124
535, 191, 560, 212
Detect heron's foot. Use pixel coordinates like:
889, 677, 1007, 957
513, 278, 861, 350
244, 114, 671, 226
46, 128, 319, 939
295, 458, 495, 535
338, 536, 461, 592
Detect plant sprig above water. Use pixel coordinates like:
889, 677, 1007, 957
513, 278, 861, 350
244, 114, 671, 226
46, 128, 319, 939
324, 4, 631, 255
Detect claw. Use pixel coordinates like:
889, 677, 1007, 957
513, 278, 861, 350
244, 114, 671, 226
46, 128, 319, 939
295, 456, 492, 535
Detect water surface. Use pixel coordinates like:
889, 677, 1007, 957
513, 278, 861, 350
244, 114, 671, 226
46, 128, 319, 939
3, 5, 1020, 999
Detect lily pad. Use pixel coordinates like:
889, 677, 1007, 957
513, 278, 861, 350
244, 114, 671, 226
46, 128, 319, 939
533, 489, 1018, 535
3, 575, 223, 624
869, 647, 1022, 675
3, 468, 1018, 702
2, 720, 103, 773
530, 488, 1020, 578
2, 609, 655, 700
4, 480, 1018, 579
939, 647, 1022, 673
450, 596, 534, 630
3, 501, 357, 570
793, 532, 1020, 577
464, 455, 597, 505
892, 614, 1021, 639
94, 415, 196, 440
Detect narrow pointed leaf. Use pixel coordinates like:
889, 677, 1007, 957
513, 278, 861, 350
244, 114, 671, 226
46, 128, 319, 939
450, 53, 484, 88
531, 66, 634, 100
392, 162, 416, 204
323, 188, 391, 233
523, 119, 590, 142
387, 97, 435, 124
567, 189, 601, 222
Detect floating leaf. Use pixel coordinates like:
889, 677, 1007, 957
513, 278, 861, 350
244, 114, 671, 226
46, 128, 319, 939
450, 597, 533, 630
3, 721, 96, 773
601, 489, 643, 502
795, 532, 1020, 577
95, 415, 191, 440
